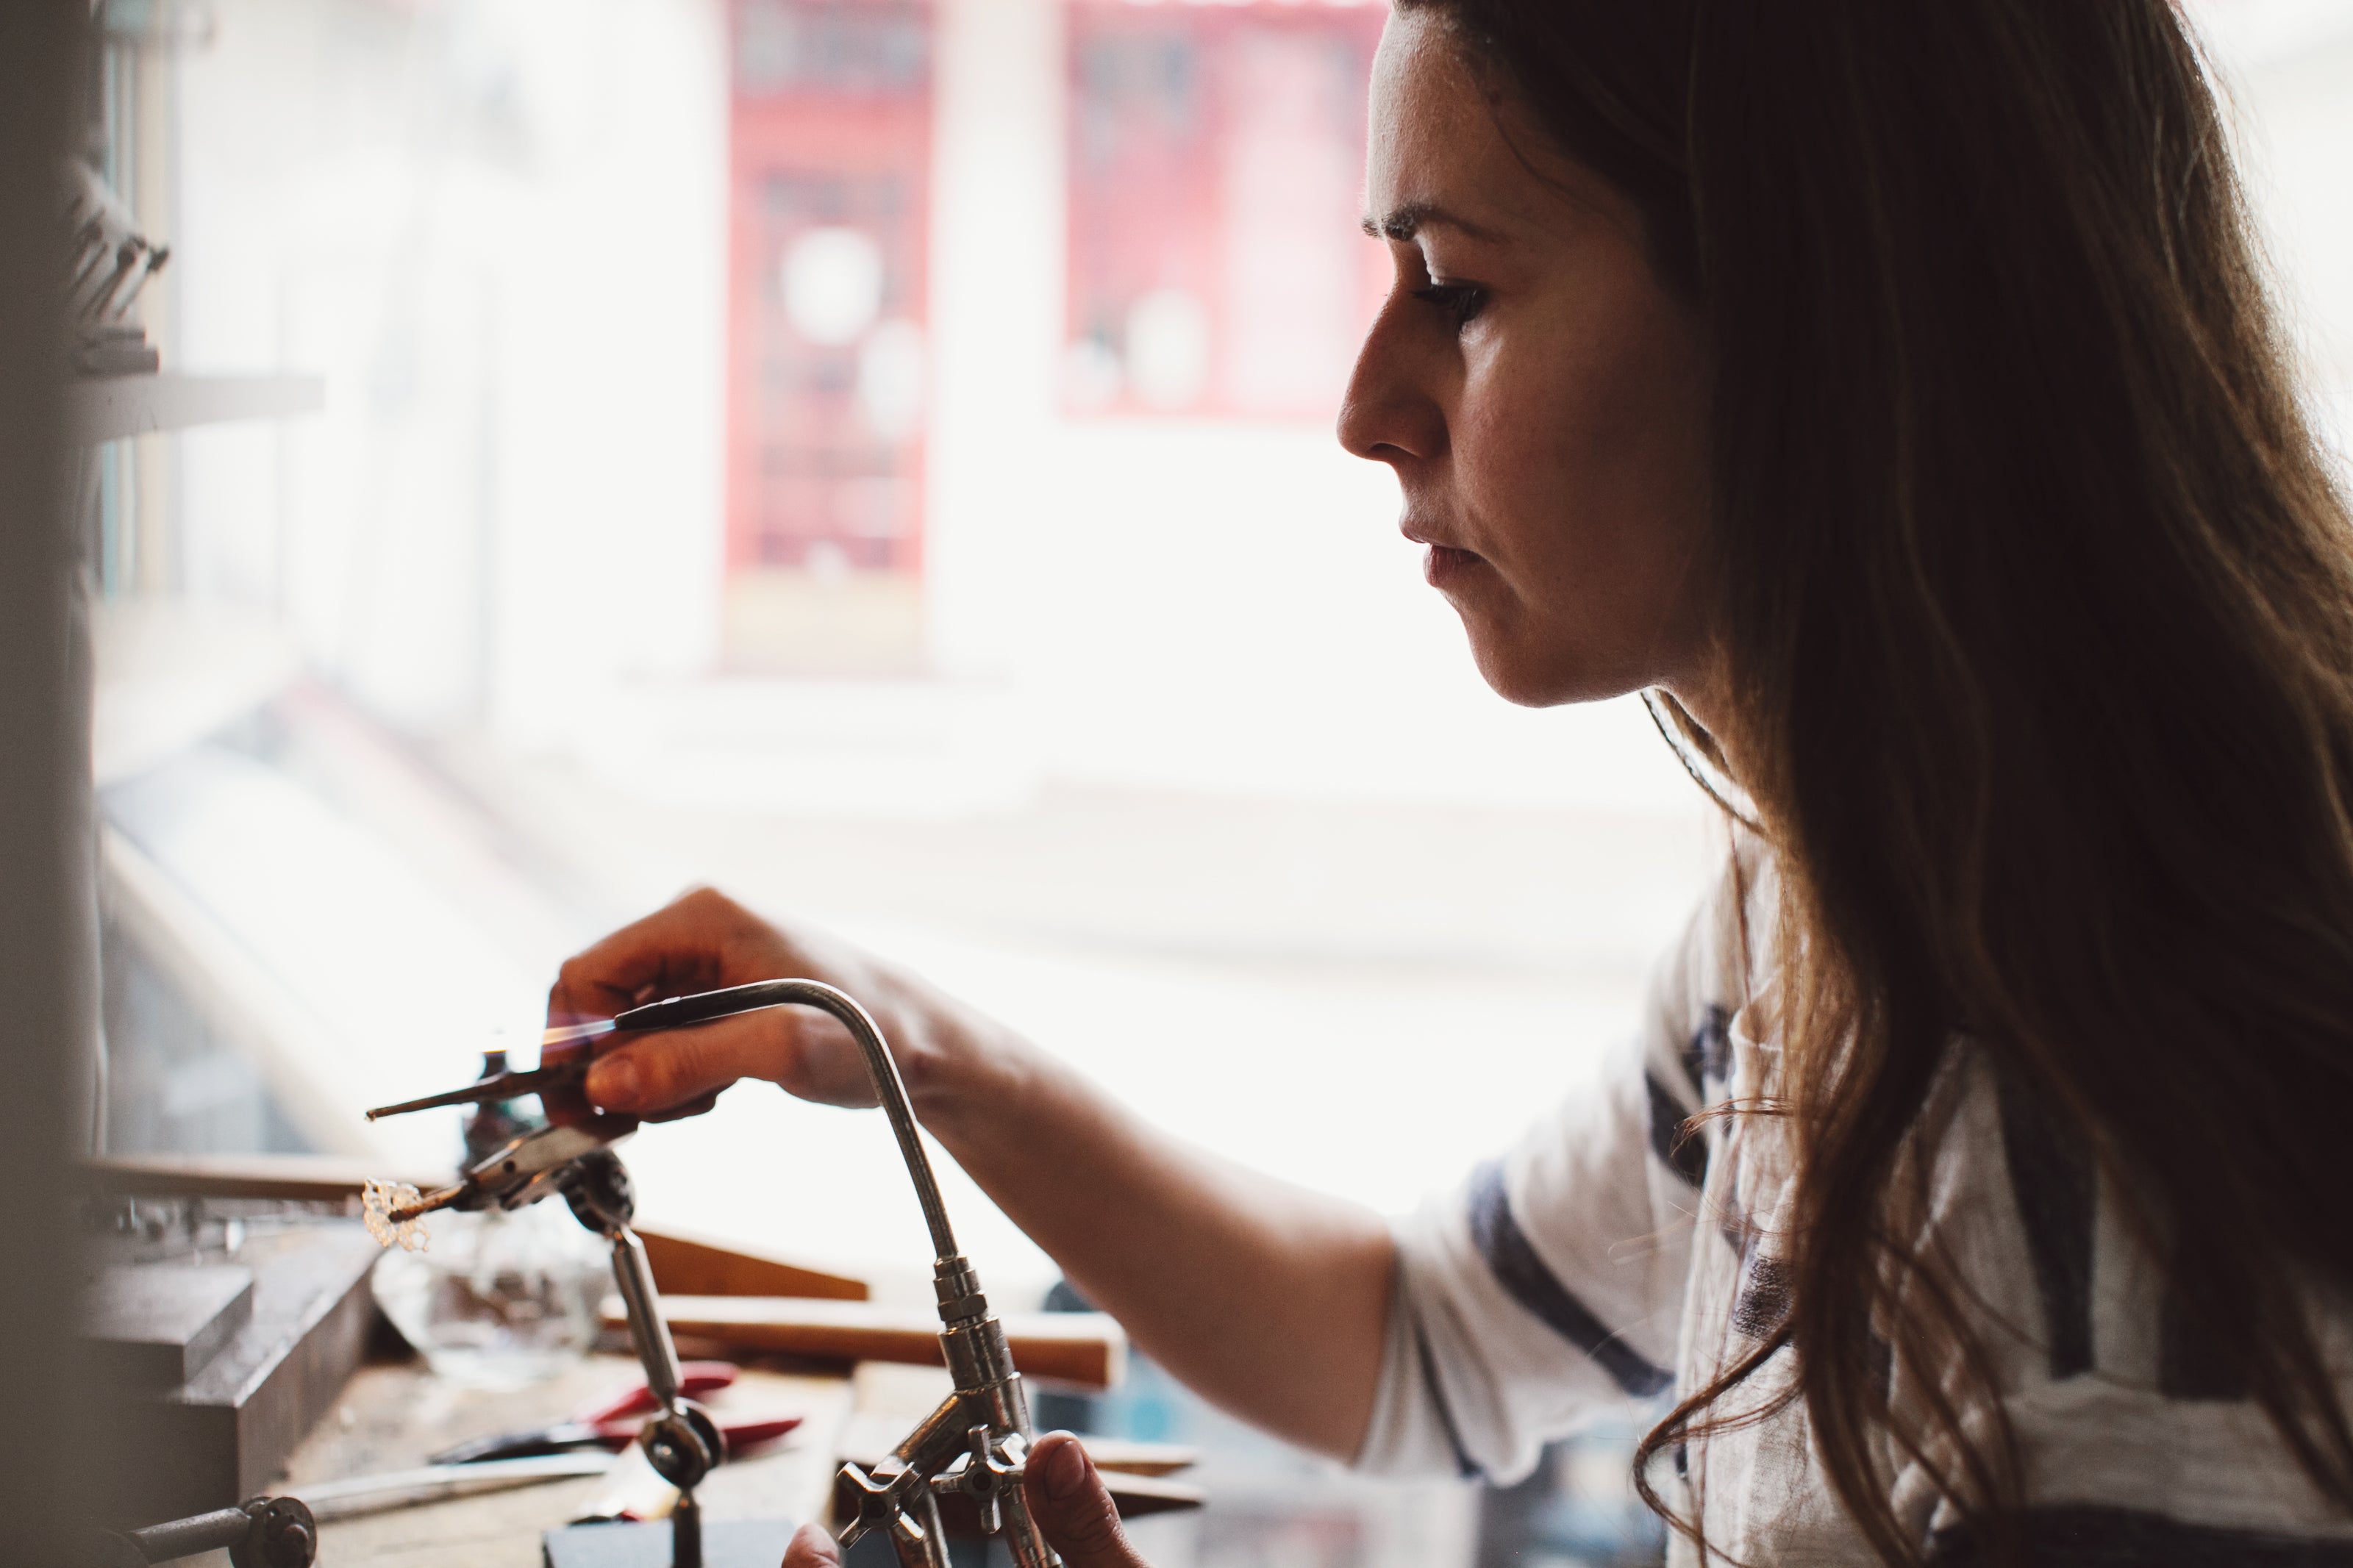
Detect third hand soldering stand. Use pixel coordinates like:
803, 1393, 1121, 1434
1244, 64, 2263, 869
368, 979, 1060, 1568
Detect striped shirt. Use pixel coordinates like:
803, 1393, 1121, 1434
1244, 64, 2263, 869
1357, 849, 2353, 1563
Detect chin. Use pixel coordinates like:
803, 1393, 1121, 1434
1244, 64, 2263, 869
1467, 634, 1634, 710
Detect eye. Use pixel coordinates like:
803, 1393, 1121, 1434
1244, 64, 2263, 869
1411, 282, 1489, 330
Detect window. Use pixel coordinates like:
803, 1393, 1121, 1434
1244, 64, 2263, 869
1064, 0, 1388, 420
727, 0, 935, 670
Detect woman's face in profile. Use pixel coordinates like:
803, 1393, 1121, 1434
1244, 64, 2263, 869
1340, 9, 1715, 712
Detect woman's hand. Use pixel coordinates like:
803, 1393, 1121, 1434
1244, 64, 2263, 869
779, 1433, 1151, 1568
549, 889, 1394, 1461
546, 886, 1005, 1122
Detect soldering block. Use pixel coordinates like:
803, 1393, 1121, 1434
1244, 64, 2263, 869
94, 1222, 379, 1525
82, 1261, 255, 1386
543, 1519, 796, 1568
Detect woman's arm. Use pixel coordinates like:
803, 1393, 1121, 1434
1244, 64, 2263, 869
549, 887, 1395, 1460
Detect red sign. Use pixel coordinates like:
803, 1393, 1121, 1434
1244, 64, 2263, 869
726, 0, 933, 579
1065, 1, 1388, 420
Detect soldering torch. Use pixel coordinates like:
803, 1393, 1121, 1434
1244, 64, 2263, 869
364, 978, 1064, 1568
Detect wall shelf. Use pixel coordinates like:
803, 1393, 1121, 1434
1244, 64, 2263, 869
93, 599, 301, 787
67, 371, 325, 445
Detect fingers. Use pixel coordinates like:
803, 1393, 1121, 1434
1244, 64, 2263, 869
583, 1015, 781, 1115
640, 1090, 721, 1125
780, 1522, 841, 1567
584, 1008, 879, 1115
548, 885, 892, 1117
546, 886, 757, 1026
782, 1444, 1147, 1568
1024, 1433, 1154, 1568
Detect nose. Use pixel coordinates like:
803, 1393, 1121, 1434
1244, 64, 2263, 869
1337, 289, 1446, 467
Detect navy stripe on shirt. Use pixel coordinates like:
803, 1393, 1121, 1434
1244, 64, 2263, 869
1731, 1253, 1792, 1339
1993, 1065, 2096, 1381
1685, 1003, 1732, 1094
1647, 1070, 1709, 1189
1467, 1159, 1674, 1397
1413, 1320, 1481, 1480
1928, 1506, 2353, 1567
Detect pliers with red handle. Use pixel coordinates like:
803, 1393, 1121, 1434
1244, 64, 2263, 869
426, 1362, 802, 1465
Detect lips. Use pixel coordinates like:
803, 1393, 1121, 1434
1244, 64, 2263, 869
1402, 521, 1484, 588
1422, 543, 1482, 587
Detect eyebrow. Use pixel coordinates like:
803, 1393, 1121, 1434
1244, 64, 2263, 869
1360, 200, 1509, 244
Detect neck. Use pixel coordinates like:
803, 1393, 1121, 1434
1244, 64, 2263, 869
1660, 656, 1735, 759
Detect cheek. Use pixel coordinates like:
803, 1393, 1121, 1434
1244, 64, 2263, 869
1450, 366, 1558, 505
1458, 339, 1697, 579
1449, 310, 1712, 673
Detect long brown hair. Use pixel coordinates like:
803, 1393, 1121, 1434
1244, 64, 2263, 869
1402, 0, 2353, 1558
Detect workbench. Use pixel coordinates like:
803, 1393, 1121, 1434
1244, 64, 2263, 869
276, 1351, 855, 1568
82, 1159, 1165, 1566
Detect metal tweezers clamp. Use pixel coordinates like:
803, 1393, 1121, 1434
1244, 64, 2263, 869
365, 983, 814, 1122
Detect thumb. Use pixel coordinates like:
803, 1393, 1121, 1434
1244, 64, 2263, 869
1024, 1433, 1153, 1568
781, 1522, 841, 1567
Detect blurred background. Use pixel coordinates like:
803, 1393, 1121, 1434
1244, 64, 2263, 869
76, 0, 2353, 1562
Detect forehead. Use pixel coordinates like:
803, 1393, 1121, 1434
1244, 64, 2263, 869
1365, 12, 1499, 196
1363, 10, 1630, 243
1369, 12, 1485, 149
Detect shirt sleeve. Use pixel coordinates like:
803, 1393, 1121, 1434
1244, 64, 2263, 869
1354, 866, 1739, 1485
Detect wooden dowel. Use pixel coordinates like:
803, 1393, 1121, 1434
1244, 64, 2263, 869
611, 1295, 1129, 1391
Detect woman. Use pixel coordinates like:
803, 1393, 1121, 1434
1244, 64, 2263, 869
551, 1, 2353, 1561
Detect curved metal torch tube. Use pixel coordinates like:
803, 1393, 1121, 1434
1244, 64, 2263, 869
610, 978, 960, 1260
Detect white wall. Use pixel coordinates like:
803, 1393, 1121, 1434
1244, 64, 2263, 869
904, 0, 2353, 814
174, 0, 727, 737
913, 0, 1697, 812
919, 0, 2353, 813
171, 0, 2353, 816
2193, 0, 2353, 458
